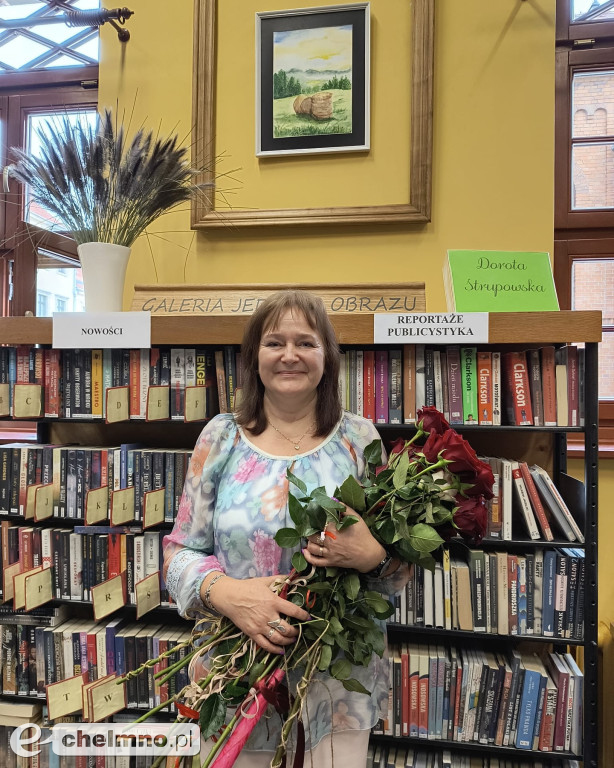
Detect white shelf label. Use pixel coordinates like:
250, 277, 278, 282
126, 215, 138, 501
373, 313, 489, 344
52, 311, 151, 349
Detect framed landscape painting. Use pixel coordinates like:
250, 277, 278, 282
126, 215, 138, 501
256, 3, 370, 157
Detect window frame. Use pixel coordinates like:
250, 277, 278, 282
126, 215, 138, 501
555, 0, 614, 454
0, 68, 98, 316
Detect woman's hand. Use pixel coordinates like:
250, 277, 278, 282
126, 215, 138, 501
201, 574, 311, 655
302, 505, 386, 573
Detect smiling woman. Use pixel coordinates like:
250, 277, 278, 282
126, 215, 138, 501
162, 289, 406, 767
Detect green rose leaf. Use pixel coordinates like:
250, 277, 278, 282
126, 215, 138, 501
286, 470, 307, 494
274, 528, 301, 548
337, 475, 366, 512
318, 644, 333, 671
312, 488, 342, 512
330, 658, 352, 680
364, 591, 394, 614
292, 550, 308, 572
343, 572, 360, 601
341, 678, 371, 695
288, 493, 305, 528
393, 451, 410, 490
409, 522, 445, 553
199, 693, 227, 739
363, 439, 382, 468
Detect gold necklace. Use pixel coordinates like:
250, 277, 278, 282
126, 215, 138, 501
268, 420, 314, 451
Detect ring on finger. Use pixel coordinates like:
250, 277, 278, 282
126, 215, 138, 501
319, 545, 324, 557
267, 627, 276, 639
267, 619, 287, 635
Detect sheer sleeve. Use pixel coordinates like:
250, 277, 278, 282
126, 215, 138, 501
162, 415, 236, 618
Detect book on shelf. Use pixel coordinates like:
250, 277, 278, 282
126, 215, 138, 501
510, 460, 540, 540
503, 351, 533, 426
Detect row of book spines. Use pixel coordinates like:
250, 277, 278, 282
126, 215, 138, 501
0, 444, 191, 522
368, 742, 580, 768
1, 343, 585, 429
338, 344, 584, 428
388, 547, 584, 641
1, 524, 171, 606
0, 619, 190, 712
0, 346, 231, 420
376, 644, 583, 755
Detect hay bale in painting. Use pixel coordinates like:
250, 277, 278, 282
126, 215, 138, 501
310, 92, 332, 119
293, 91, 333, 120
293, 94, 312, 115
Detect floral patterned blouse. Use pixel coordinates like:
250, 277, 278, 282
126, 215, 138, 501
162, 411, 407, 752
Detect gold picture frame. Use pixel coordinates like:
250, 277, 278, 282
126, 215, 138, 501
192, 0, 434, 228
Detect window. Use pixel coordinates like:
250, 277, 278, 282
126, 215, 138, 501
56, 296, 67, 312
1, 89, 97, 316
0, 0, 100, 72
555, 0, 614, 448
36, 290, 48, 317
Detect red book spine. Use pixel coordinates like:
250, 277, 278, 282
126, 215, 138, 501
540, 346, 557, 426
86, 630, 98, 682
49, 349, 60, 418
453, 663, 463, 739
477, 351, 493, 425
100, 449, 108, 490
149, 347, 160, 384
567, 345, 579, 427
363, 350, 375, 422
494, 667, 513, 746
129, 349, 140, 418
19, 527, 33, 571
33, 348, 44, 385
538, 684, 557, 751
519, 461, 554, 541
108, 532, 121, 579
418, 666, 429, 737
503, 351, 533, 425
553, 668, 569, 750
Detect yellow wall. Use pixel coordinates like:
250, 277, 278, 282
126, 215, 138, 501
98, 0, 555, 308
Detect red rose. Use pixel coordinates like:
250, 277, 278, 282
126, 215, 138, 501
420, 430, 446, 464
438, 430, 480, 475
417, 406, 451, 435
453, 494, 488, 542
389, 437, 406, 457
464, 460, 495, 500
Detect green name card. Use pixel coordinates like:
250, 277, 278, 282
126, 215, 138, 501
444, 250, 560, 312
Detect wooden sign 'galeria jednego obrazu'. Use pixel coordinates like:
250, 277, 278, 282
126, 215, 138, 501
131, 283, 426, 316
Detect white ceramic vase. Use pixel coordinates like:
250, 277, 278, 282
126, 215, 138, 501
77, 242, 131, 313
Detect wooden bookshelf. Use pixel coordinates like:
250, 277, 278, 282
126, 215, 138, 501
0, 310, 603, 346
